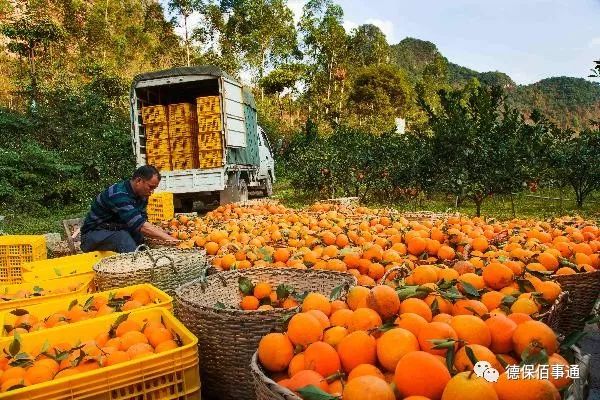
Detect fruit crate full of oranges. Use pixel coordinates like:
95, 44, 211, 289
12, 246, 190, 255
198, 131, 223, 151
147, 192, 174, 224
199, 149, 223, 169
0, 308, 200, 399
0, 274, 94, 312
21, 251, 115, 282
196, 96, 221, 114
0, 283, 173, 337
0, 235, 47, 284
141, 105, 167, 125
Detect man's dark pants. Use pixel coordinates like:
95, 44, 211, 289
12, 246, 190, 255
81, 230, 143, 253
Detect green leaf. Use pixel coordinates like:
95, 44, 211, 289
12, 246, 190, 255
53, 268, 62, 276
292, 290, 309, 302
238, 277, 255, 296
67, 299, 79, 311
33, 286, 43, 293
40, 339, 50, 354
8, 335, 20, 357
82, 296, 94, 311
520, 345, 548, 366
516, 279, 535, 293
329, 285, 344, 301
501, 296, 517, 306
257, 247, 273, 263
377, 320, 397, 332
276, 284, 293, 300
9, 309, 29, 317
459, 280, 481, 297
465, 346, 479, 366
430, 297, 440, 315
296, 385, 338, 400
445, 345, 456, 374
496, 354, 509, 369
215, 301, 226, 309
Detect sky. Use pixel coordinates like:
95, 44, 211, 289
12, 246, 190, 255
164, 0, 600, 85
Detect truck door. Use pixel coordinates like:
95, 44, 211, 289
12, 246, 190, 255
257, 127, 274, 180
221, 78, 247, 148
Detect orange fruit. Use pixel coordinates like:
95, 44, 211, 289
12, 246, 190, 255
253, 282, 272, 300
485, 315, 517, 354
346, 286, 370, 310
449, 315, 491, 347
323, 326, 348, 348
343, 375, 395, 400
482, 262, 514, 290
241, 295, 260, 310
337, 331, 377, 373
510, 298, 538, 315
493, 371, 559, 400
119, 330, 149, 351
287, 313, 323, 346
347, 363, 385, 381
131, 288, 152, 305
376, 328, 419, 372
454, 344, 501, 373
1, 377, 30, 392
512, 320, 558, 357
395, 313, 429, 337
507, 313, 532, 325
400, 298, 433, 322
547, 353, 572, 390
103, 350, 131, 366
126, 343, 154, 359
0, 367, 26, 384
147, 327, 173, 348
115, 319, 142, 337
418, 322, 458, 356
394, 351, 451, 400
347, 304, 384, 332
288, 353, 306, 377
302, 293, 332, 316
154, 340, 178, 353
452, 299, 488, 317
304, 341, 341, 377
366, 285, 400, 320
441, 371, 498, 400
258, 333, 294, 372
307, 310, 331, 330
24, 365, 53, 384
330, 309, 354, 328
284, 370, 329, 393
122, 299, 144, 311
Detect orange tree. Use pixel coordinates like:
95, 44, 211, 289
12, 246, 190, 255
419, 82, 547, 216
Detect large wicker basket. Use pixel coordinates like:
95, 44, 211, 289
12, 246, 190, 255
93, 245, 210, 297
251, 351, 301, 400
175, 267, 357, 400
553, 270, 600, 334
538, 291, 569, 332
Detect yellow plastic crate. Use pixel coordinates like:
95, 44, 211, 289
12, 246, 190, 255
169, 123, 197, 138
146, 138, 171, 154
0, 274, 94, 312
20, 251, 115, 281
145, 122, 169, 140
141, 105, 167, 124
171, 159, 197, 171
0, 235, 47, 284
148, 192, 174, 223
0, 283, 173, 336
198, 114, 222, 132
168, 103, 196, 121
198, 131, 223, 150
197, 96, 221, 114
170, 136, 197, 154
0, 308, 200, 400
146, 154, 172, 171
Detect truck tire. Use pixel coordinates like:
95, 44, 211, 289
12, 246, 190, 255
263, 173, 273, 197
239, 179, 249, 203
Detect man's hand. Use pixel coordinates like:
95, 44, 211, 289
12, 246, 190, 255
140, 222, 181, 243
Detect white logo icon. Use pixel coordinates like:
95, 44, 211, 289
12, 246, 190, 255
474, 361, 499, 383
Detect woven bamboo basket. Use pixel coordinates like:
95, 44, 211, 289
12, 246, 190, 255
552, 270, 600, 334
538, 291, 569, 332
174, 267, 357, 400
251, 351, 302, 400
93, 245, 211, 297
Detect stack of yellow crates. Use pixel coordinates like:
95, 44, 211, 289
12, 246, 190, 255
196, 96, 224, 169
147, 192, 175, 223
0, 235, 47, 284
141, 105, 171, 171
168, 103, 198, 171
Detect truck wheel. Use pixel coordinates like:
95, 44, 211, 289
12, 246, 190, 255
239, 179, 249, 203
263, 174, 273, 197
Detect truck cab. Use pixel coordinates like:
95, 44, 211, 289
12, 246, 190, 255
129, 66, 275, 210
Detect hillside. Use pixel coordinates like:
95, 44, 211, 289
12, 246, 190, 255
391, 38, 600, 129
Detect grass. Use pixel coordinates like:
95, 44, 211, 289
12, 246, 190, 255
2, 180, 598, 236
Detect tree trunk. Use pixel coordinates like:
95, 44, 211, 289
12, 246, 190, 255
475, 199, 483, 217
184, 14, 190, 66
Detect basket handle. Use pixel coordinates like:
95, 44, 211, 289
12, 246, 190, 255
150, 254, 179, 285
378, 264, 411, 285
132, 244, 154, 262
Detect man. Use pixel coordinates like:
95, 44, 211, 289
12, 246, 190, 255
80, 165, 179, 253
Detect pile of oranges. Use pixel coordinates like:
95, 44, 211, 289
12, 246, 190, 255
238, 279, 300, 311
0, 314, 181, 393
4, 287, 160, 336
257, 285, 569, 400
